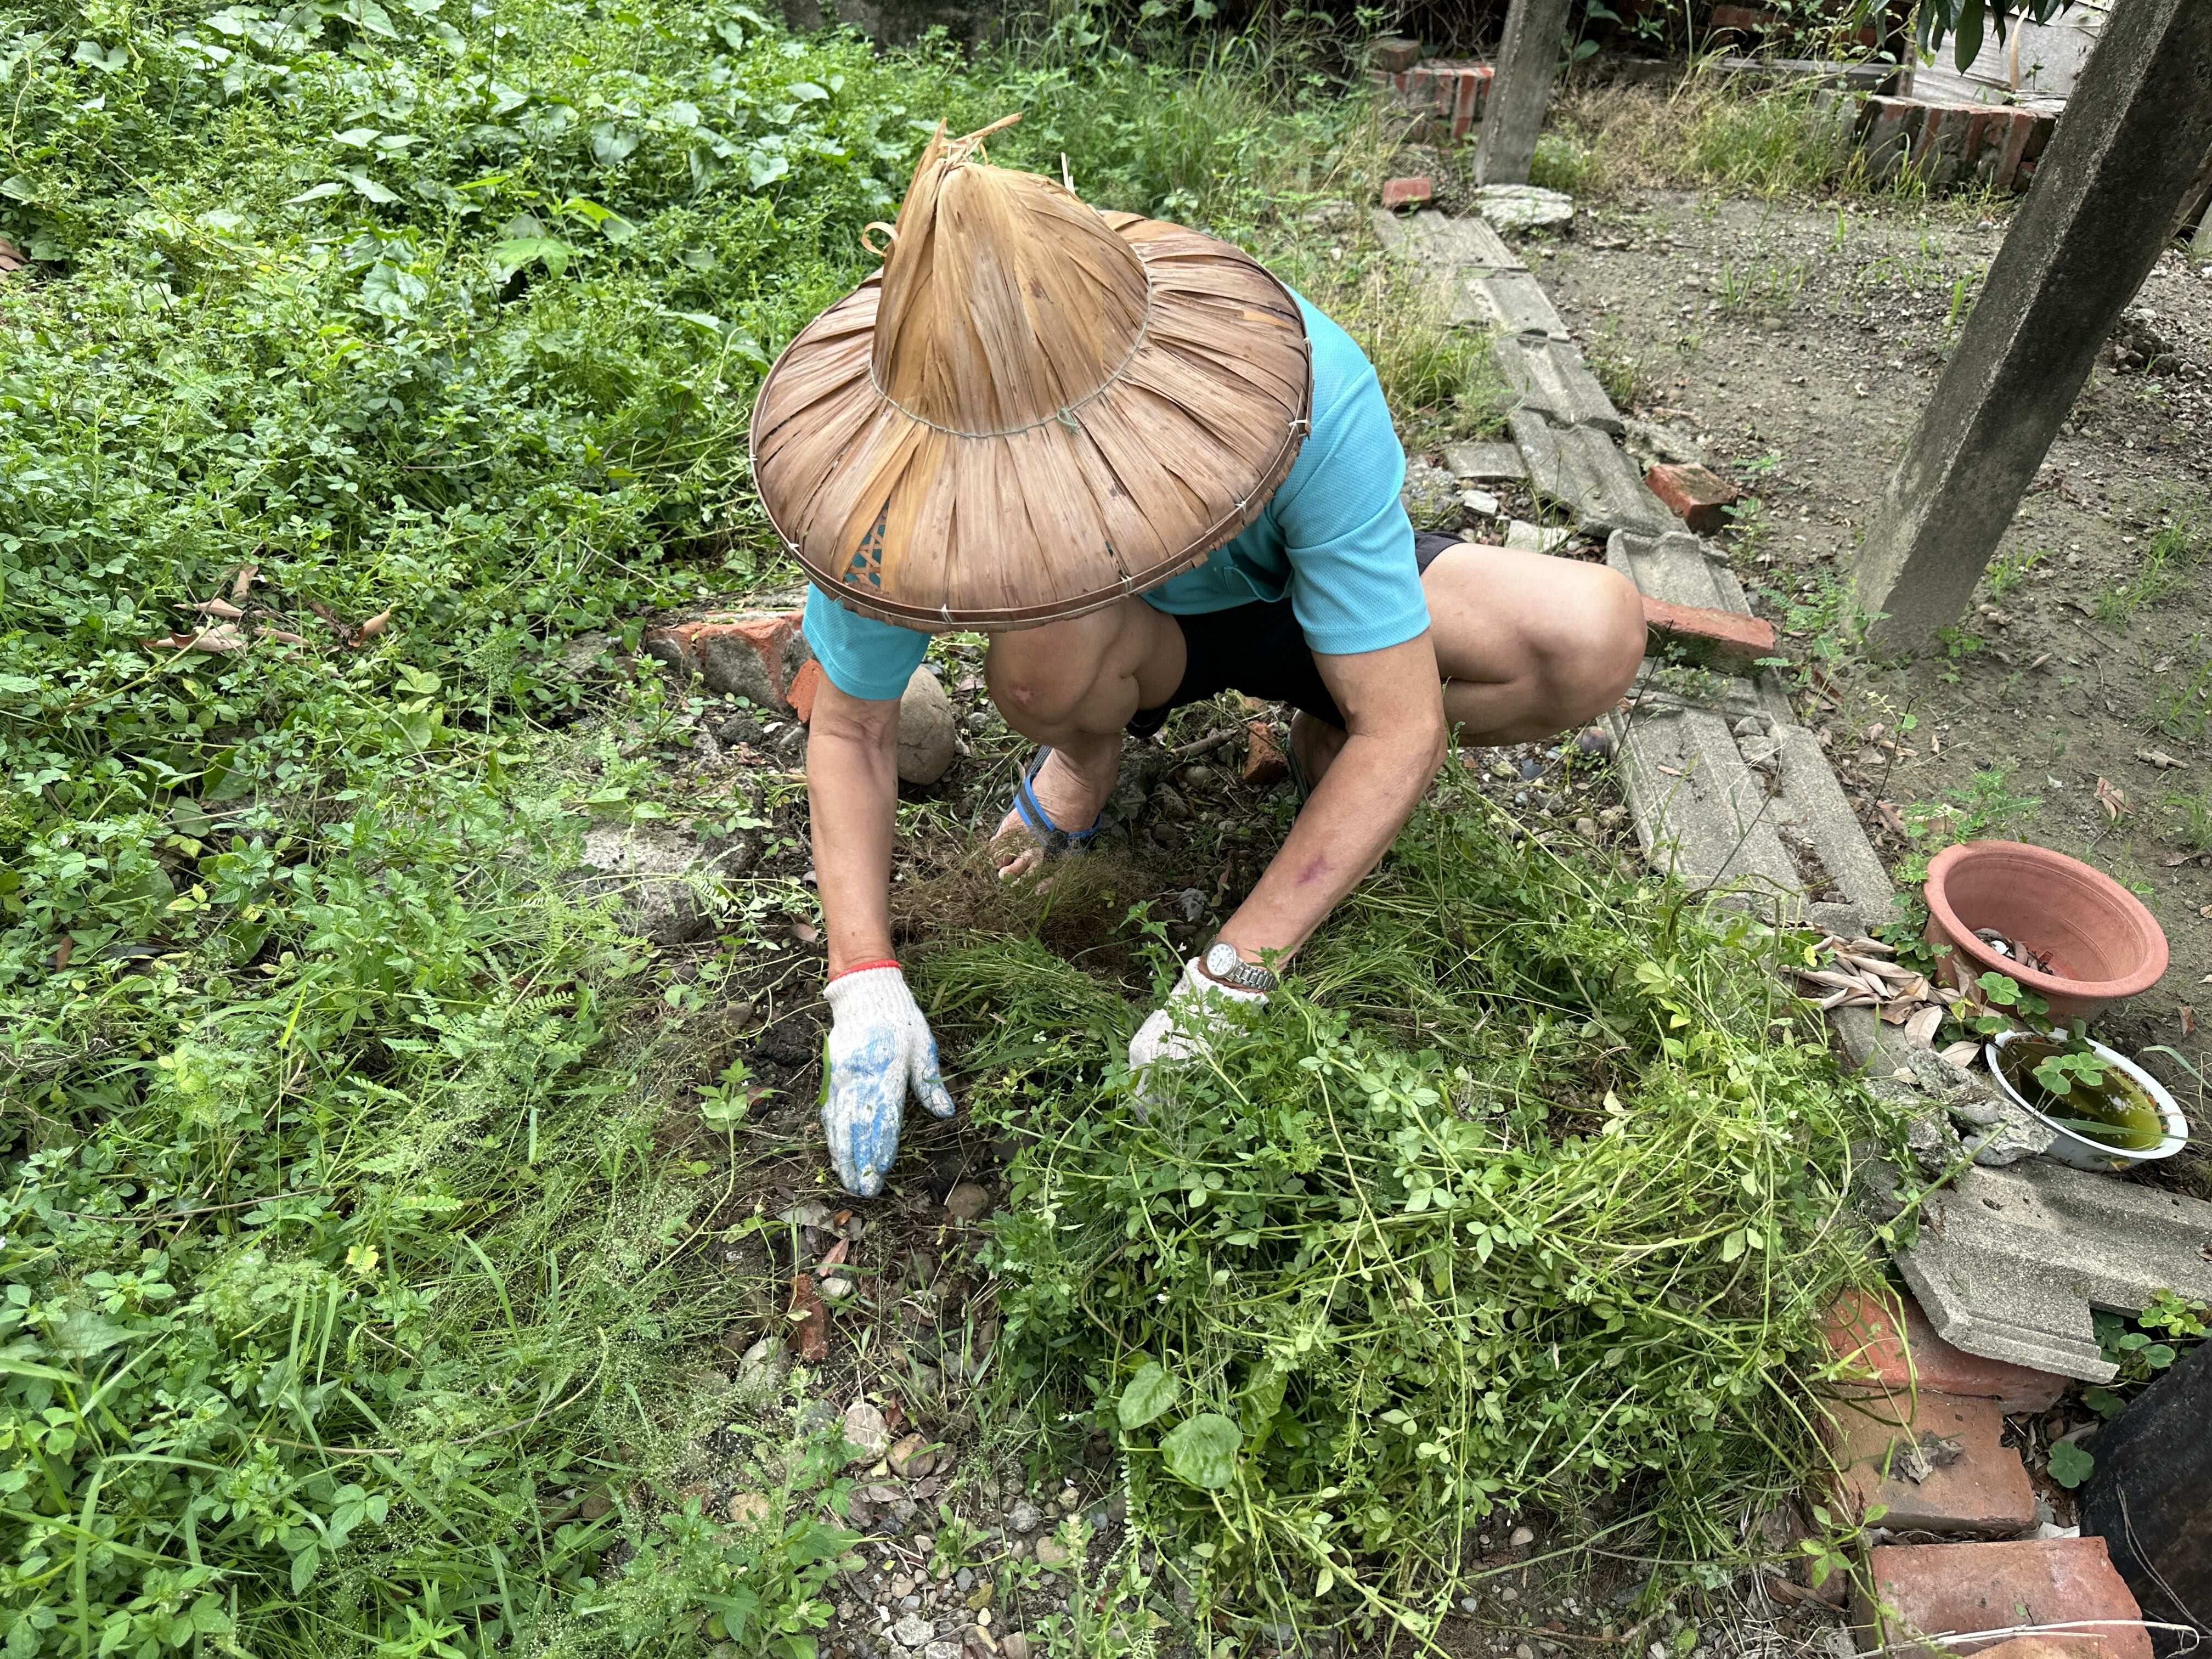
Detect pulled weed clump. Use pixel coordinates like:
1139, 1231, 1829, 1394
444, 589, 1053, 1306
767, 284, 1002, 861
923, 786, 1914, 1640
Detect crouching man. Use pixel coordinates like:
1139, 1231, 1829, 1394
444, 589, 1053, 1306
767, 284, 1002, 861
748, 118, 1644, 1197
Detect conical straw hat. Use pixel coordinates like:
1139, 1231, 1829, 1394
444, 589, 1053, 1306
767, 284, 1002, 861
749, 117, 1313, 631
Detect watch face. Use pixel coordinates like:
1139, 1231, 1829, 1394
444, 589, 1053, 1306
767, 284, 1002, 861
1205, 942, 1242, 978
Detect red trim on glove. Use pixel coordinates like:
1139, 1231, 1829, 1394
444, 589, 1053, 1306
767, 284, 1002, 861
828, 958, 901, 984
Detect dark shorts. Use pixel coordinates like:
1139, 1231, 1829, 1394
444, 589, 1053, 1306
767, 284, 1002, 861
1127, 531, 1458, 737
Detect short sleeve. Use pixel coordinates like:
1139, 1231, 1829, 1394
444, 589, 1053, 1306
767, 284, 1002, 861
803, 584, 931, 702
1273, 351, 1429, 658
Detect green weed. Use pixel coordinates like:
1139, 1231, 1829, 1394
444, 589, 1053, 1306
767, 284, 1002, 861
1984, 543, 2049, 599
924, 776, 1913, 1641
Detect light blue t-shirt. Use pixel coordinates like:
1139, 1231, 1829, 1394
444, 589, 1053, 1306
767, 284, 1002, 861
802, 294, 1425, 702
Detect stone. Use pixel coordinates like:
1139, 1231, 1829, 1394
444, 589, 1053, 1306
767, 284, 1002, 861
1962, 1102, 2057, 1167
999, 1637, 1031, 1659
1897, 1160, 2212, 1381
1401, 456, 1461, 527
1604, 528, 1747, 614
1381, 176, 1434, 211
943, 1182, 992, 1223
1509, 410, 1675, 535
1007, 1500, 1041, 1535
1470, 183, 1576, 232
888, 1433, 936, 1479
572, 827, 750, 946
1826, 1390, 2038, 1537
2080, 1339, 2212, 1634
1460, 488, 1502, 518
1474, 0, 1574, 186
1509, 1525, 1536, 1547
1370, 208, 1523, 273
891, 1613, 934, 1649
1242, 719, 1289, 788
714, 709, 765, 747
1904, 1110, 1966, 1177
921, 1643, 962, 1659
896, 668, 957, 785
1821, 1286, 2068, 1414
1301, 199, 1358, 232
1031, 1537, 1071, 1568
1851, 2, 2212, 651
727, 1491, 774, 1527
1369, 35, 1422, 71
1643, 463, 1741, 533
843, 1401, 892, 1464
1492, 335, 1624, 436
1640, 597, 1780, 676
1854, 1538, 2152, 1659
1502, 520, 1570, 554
641, 610, 811, 710
1444, 441, 1527, 481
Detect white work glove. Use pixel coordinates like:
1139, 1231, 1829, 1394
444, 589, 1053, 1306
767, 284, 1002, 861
1128, 958, 1268, 1101
821, 965, 954, 1198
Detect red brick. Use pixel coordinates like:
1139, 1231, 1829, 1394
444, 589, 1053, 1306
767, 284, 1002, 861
1242, 719, 1289, 788
1856, 1539, 2152, 1659
641, 609, 809, 710
786, 659, 826, 726
1369, 34, 1421, 72
1640, 597, 1778, 675
1826, 1389, 2036, 1536
1381, 177, 1434, 211
1822, 1286, 2068, 1414
1643, 462, 1740, 532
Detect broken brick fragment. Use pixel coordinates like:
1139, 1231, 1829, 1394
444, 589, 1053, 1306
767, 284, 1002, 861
641, 608, 811, 711
1640, 596, 1778, 676
1242, 719, 1289, 788
1855, 1538, 2152, 1659
1381, 176, 1434, 211
1644, 462, 1741, 533
1821, 1285, 2067, 1413
1369, 35, 1421, 72
1824, 1388, 2036, 1536
786, 659, 826, 726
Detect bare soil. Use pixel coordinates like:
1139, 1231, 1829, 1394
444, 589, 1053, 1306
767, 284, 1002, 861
1534, 185, 2212, 1198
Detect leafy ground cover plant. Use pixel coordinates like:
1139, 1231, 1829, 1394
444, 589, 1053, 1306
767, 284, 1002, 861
921, 781, 1915, 1644
0, 0, 1453, 1650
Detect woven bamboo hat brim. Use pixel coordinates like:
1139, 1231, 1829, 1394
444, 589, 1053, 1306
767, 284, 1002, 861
749, 117, 1313, 631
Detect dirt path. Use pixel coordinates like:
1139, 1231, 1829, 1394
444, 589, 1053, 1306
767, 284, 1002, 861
1539, 189, 2212, 1193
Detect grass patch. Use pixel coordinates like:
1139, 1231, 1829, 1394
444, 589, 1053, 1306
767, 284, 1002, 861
920, 779, 1913, 1643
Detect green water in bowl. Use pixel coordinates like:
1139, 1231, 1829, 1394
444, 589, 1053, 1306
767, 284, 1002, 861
1995, 1038, 2166, 1152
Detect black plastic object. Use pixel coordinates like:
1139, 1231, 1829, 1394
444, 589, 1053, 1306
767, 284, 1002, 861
2079, 1337, 2211, 1656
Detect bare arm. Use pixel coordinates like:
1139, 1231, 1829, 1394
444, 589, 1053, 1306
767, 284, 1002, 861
1217, 633, 1447, 963
805, 678, 904, 975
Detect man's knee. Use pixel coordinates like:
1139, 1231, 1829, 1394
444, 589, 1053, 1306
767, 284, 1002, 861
1537, 565, 1645, 721
984, 613, 1116, 733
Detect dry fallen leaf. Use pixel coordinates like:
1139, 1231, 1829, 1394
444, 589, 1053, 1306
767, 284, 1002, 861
786, 1274, 829, 1362
52, 936, 74, 969
2181, 1006, 2198, 1039
229, 562, 260, 601
189, 597, 245, 619
1939, 1040, 1980, 1069
354, 607, 394, 641
789, 919, 821, 946
255, 627, 308, 646
1903, 1005, 1944, 1048
2095, 776, 2131, 820
143, 625, 246, 654
815, 1238, 850, 1276
2135, 748, 2188, 771
1878, 997, 1916, 1025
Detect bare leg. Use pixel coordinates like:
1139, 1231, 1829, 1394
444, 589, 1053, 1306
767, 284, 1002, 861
984, 599, 1187, 877
1292, 544, 1645, 786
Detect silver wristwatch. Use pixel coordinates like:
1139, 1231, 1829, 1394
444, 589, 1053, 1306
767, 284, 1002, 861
1201, 940, 1278, 994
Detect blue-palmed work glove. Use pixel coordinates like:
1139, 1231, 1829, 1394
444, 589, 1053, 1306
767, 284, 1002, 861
821, 963, 954, 1198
